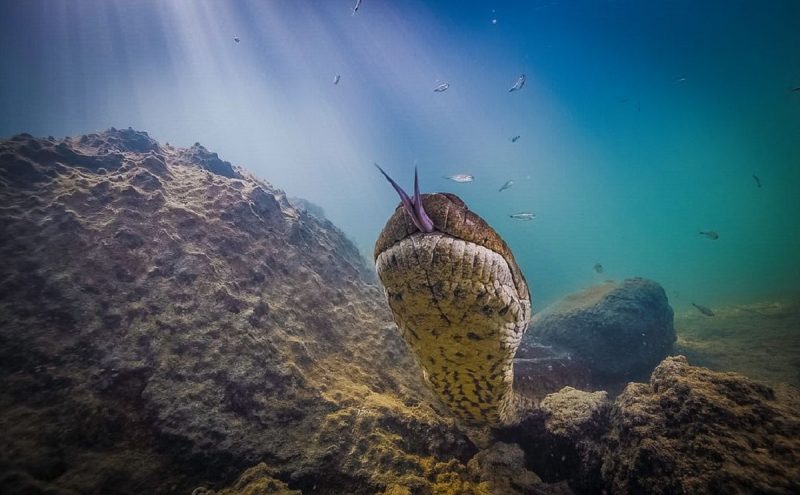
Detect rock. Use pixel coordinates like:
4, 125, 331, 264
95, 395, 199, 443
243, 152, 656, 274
181, 143, 239, 178
0, 129, 480, 495
466, 442, 543, 494
203, 464, 301, 495
288, 196, 326, 220
513, 342, 591, 402
599, 356, 800, 494
539, 387, 609, 440
526, 278, 675, 387
500, 388, 610, 491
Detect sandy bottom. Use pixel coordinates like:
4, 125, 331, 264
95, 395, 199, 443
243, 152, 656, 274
675, 300, 800, 388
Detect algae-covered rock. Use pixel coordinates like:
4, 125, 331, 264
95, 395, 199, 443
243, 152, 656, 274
527, 278, 675, 387
599, 355, 800, 494
199, 463, 301, 495
0, 130, 474, 494
539, 387, 609, 440
499, 387, 609, 492
466, 442, 543, 494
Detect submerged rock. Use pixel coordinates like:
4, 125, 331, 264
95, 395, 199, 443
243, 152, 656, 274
513, 342, 591, 403
500, 387, 610, 491
599, 356, 800, 494
200, 464, 301, 495
0, 130, 476, 495
288, 196, 326, 220
527, 278, 675, 388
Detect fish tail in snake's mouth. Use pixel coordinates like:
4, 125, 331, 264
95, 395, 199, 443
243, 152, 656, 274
374, 170, 531, 426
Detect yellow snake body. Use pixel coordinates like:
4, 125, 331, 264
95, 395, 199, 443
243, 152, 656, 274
375, 192, 531, 426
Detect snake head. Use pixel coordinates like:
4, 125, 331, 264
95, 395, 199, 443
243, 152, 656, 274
375, 164, 435, 233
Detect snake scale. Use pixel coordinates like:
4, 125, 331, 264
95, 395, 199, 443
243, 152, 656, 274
373, 167, 531, 426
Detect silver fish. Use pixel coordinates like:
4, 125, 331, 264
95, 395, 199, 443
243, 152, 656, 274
233, 36, 240, 43
699, 230, 719, 240
433, 82, 450, 92
352, 0, 362, 15
498, 180, 514, 192
509, 74, 526, 92
333, 74, 341, 85
511, 135, 521, 143
509, 212, 535, 221
593, 263, 604, 274
752, 174, 761, 188
444, 174, 473, 183
691, 302, 715, 317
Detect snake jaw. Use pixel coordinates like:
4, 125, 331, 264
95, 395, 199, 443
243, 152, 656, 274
375, 164, 435, 233
375, 193, 532, 426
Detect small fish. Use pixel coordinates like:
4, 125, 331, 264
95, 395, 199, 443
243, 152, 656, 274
791, 87, 800, 92
752, 174, 761, 188
498, 180, 514, 192
509, 212, 536, 221
352, 0, 362, 15
699, 230, 719, 240
674, 76, 687, 83
233, 36, 240, 43
433, 82, 450, 92
333, 74, 341, 85
444, 174, 473, 183
691, 302, 715, 317
509, 74, 526, 92
511, 135, 521, 143
593, 263, 604, 274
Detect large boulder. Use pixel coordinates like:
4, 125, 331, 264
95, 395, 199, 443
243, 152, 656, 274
526, 278, 675, 387
0, 130, 477, 495
599, 356, 800, 494
513, 342, 591, 402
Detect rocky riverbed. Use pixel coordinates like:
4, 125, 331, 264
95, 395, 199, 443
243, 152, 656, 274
1, 129, 798, 494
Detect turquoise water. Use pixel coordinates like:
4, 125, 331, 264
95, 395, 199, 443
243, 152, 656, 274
1, 0, 798, 309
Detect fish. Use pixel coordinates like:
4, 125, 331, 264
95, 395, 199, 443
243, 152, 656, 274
444, 174, 473, 183
352, 0, 362, 15
699, 230, 719, 240
691, 302, 715, 317
233, 36, 240, 43
752, 174, 761, 188
511, 135, 521, 143
593, 263, 604, 274
791, 87, 800, 92
433, 82, 450, 92
509, 212, 535, 221
498, 180, 514, 192
509, 74, 526, 92
333, 74, 341, 85
674, 76, 687, 83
